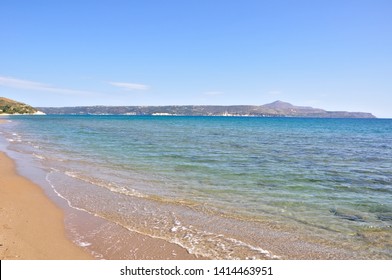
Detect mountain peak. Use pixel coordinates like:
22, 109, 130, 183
263, 100, 295, 109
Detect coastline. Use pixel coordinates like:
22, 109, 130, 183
0, 149, 204, 260
0, 119, 201, 260
0, 151, 92, 259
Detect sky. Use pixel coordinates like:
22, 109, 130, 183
0, 0, 391, 117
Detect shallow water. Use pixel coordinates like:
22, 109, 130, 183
1, 116, 391, 259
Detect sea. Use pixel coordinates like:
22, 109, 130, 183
1, 115, 391, 259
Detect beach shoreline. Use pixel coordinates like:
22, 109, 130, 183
0, 147, 201, 260
0, 119, 197, 260
0, 151, 92, 259
1, 118, 201, 260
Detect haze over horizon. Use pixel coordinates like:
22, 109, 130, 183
1, 0, 391, 118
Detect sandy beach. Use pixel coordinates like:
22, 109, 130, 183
0, 151, 92, 259
0, 150, 203, 260
0, 119, 201, 260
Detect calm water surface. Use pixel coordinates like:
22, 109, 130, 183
1, 116, 391, 259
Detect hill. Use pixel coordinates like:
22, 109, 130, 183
0, 97, 41, 115
37, 101, 376, 118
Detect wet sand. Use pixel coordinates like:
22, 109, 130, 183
0, 151, 92, 259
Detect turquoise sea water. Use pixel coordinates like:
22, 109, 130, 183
1, 116, 391, 259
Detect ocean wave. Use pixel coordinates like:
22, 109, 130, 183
64, 171, 148, 198
33, 153, 46, 160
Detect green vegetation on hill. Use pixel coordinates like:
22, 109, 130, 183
0, 97, 38, 114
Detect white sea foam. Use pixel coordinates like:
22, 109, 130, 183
45, 171, 93, 215
77, 241, 92, 247
226, 237, 280, 259
165, 214, 280, 259
33, 153, 45, 160
64, 171, 147, 198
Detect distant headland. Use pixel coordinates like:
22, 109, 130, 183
0, 97, 45, 115
37, 100, 376, 118
0, 97, 376, 118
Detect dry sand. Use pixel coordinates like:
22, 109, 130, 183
0, 151, 92, 259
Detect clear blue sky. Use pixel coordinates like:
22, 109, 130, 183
1, 0, 391, 117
